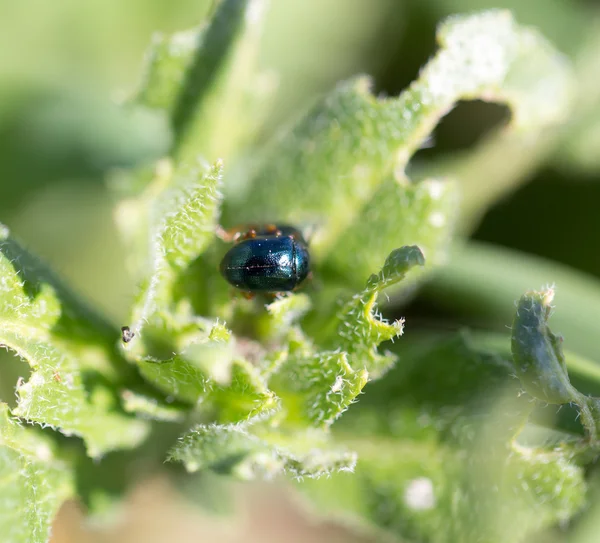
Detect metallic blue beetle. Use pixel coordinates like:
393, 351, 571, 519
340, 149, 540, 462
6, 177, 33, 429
218, 224, 310, 293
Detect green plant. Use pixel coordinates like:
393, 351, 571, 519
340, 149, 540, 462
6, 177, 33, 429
3, 2, 600, 542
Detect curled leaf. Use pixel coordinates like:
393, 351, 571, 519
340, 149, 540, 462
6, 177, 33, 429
511, 288, 576, 404
226, 10, 572, 293
271, 350, 368, 428
334, 246, 425, 377
323, 177, 456, 288
511, 287, 599, 441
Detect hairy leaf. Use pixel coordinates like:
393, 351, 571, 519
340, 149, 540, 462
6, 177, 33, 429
324, 177, 456, 288
300, 333, 586, 543
333, 245, 425, 377
139, 356, 276, 422
512, 287, 600, 442
120, 389, 186, 422
268, 247, 423, 427
0, 228, 148, 457
259, 293, 312, 340
271, 349, 368, 428
168, 422, 356, 480
121, 159, 223, 361
0, 404, 74, 543
512, 288, 577, 404
226, 9, 572, 290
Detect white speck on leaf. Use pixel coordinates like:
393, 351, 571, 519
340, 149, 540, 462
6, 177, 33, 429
426, 180, 446, 200
429, 211, 446, 228
404, 477, 436, 511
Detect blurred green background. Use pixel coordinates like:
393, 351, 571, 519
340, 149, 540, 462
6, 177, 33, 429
1, 0, 599, 389
2, 2, 600, 541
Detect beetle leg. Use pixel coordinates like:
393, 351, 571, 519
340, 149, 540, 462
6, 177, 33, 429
264, 224, 282, 237
239, 228, 258, 241
216, 224, 261, 243
215, 224, 239, 242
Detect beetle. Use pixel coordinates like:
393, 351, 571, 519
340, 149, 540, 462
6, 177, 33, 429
218, 224, 310, 294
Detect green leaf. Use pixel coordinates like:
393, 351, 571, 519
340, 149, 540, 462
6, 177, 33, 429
168, 421, 356, 480
267, 247, 423, 428
323, 177, 456, 288
120, 389, 186, 422
225, 76, 457, 278
335, 333, 526, 443
300, 333, 586, 543
135, 27, 203, 114
210, 359, 278, 422
139, 356, 276, 422
512, 288, 577, 405
133, 0, 270, 165
332, 245, 425, 377
271, 349, 368, 428
412, 11, 575, 229
121, 159, 223, 361
512, 287, 600, 442
0, 404, 74, 543
175, 0, 270, 164
0, 228, 148, 457
259, 293, 312, 340
330, 436, 585, 543
12, 337, 148, 458
225, 9, 571, 289
137, 355, 211, 405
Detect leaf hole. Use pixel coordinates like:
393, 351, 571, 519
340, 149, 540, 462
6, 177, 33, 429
409, 100, 511, 167
0, 348, 31, 409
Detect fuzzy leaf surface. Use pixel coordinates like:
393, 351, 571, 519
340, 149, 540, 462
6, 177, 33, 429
0, 229, 148, 457
139, 357, 276, 423
300, 334, 586, 543
0, 404, 74, 543
226, 10, 572, 290
121, 160, 223, 362
168, 421, 356, 480
332, 245, 425, 377
270, 349, 368, 428
512, 287, 600, 442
